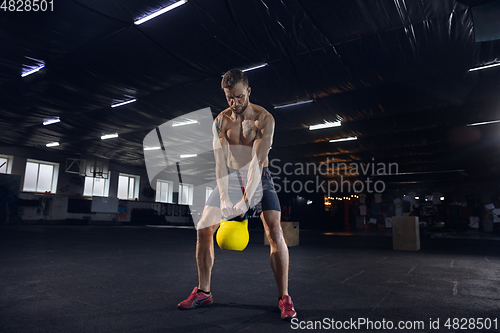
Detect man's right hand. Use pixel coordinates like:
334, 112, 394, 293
220, 197, 236, 219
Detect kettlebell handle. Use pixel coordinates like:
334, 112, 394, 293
223, 212, 247, 222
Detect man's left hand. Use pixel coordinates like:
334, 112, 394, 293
232, 199, 249, 218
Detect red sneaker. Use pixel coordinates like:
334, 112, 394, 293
177, 287, 213, 310
278, 295, 297, 320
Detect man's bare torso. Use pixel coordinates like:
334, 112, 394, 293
217, 103, 271, 170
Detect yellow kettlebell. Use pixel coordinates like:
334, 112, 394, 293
216, 214, 249, 251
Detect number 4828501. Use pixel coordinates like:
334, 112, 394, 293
1, 0, 54, 11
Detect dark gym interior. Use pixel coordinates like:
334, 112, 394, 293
1, 1, 500, 332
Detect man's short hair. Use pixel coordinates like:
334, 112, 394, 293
221, 69, 249, 89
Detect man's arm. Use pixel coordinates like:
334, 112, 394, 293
212, 114, 233, 218
234, 114, 274, 214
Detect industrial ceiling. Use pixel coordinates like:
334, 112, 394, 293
1, 0, 500, 189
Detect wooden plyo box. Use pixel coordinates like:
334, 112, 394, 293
264, 222, 299, 247
392, 216, 420, 251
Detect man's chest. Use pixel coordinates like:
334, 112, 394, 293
226, 120, 260, 145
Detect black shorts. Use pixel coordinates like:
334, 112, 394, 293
205, 167, 281, 215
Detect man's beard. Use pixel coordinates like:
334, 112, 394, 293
232, 100, 249, 114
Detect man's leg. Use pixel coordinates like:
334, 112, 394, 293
260, 210, 288, 296
261, 209, 297, 320
177, 205, 220, 309
196, 205, 221, 292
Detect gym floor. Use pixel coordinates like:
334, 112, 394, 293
1, 225, 499, 333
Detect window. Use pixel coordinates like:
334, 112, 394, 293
156, 180, 173, 203
179, 183, 194, 205
0, 155, 13, 174
0, 157, 8, 174
23, 160, 59, 193
117, 174, 140, 200
83, 173, 110, 197
205, 186, 213, 202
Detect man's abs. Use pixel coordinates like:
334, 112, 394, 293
226, 144, 268, 170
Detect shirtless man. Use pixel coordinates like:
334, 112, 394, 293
177, 69, 297, 320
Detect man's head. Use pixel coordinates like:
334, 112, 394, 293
221, 69, 251, 115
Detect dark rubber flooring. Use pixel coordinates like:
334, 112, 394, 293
1, 225, 499, 333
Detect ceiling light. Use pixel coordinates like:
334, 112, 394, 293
222, 63, 268, 77
329, 136, 357, 143
440, 197, 445, 201
172, 119, 198, 127
180, 154, 197, 158
309, 121, 341, 130
467, 119, 500, 127
385, 169, 465, 176
101, 133, 119, 140
46, 142, 59, 147
468, 62, 500, 72
415, 196, 420, 200
242, 63, 267, 72
21, 65, 45, 77
134, 0, 188, 25
144, 147, 162, 151
274, 100, 313, 109
111, 99, 136, 108
22, 57, 45, 78
43, 117, 60, 126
